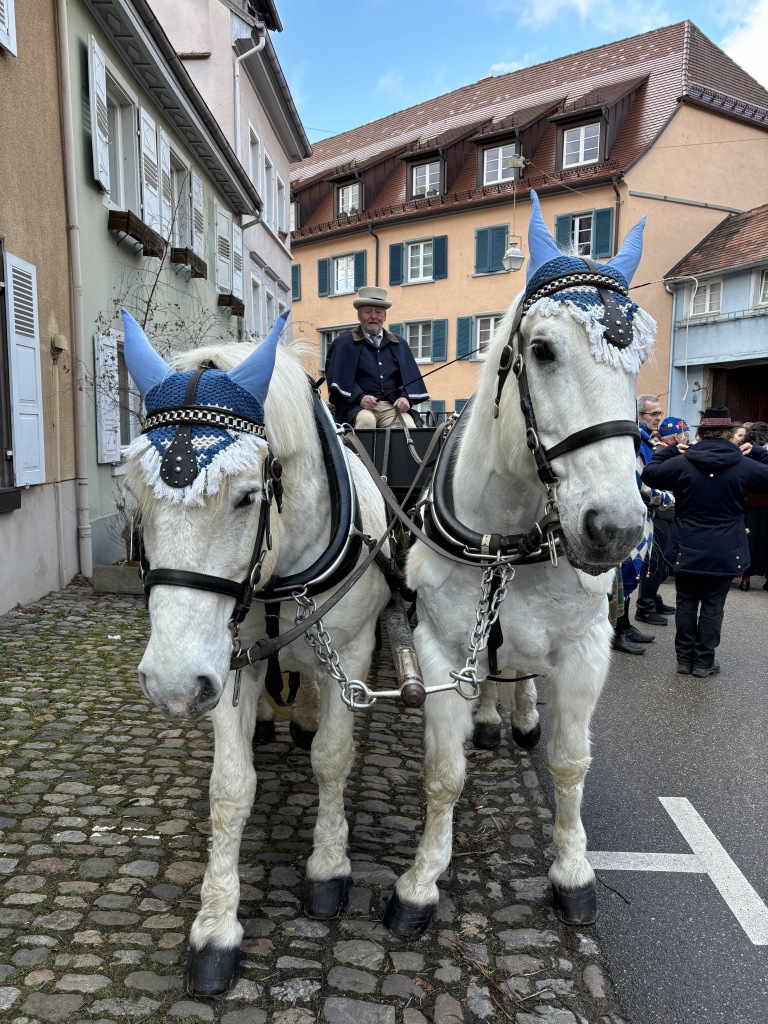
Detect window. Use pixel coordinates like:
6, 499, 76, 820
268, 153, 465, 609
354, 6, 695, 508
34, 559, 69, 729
411, 160, 441, 198
265, 285, 275, 331
483, 144, 518, 185
456, 314, 503, 361
94, 330, 141, 464
214, 201, 243, 299
562, 122, 600, 168
251, 270, 263, 338
474, 226, 508, 275
337, 182, 360, 216
248, 126, 261, 192
276, 176, 286, 234
100, 64, 140, 213
407, 321, 431, 362
264, 153, 275, 230
2, 249, 45, 487
476, 315, 503, 358
691, 280, 722, 317
389, 237, 447, 285
389, 319, 447, 363
318, 251, 367, 296
757, 270, 768, 306
169, 154, 190, 248
290, 201, 298, 233
319, 326, 355, 372
554, 208, 613, 259
0, 0, 17, 55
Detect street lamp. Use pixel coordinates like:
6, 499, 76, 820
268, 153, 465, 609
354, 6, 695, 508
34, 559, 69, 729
502, 235, 524, 272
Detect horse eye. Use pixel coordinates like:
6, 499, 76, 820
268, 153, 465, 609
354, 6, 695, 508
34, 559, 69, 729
235, 491, 259, 509
531, 341, 555, 362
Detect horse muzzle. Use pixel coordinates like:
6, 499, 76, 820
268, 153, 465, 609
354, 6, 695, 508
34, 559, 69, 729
138, 667, 224, 720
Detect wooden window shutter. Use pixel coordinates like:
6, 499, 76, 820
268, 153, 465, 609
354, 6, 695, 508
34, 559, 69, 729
433, 236, 448, 279
159, 129, 172, 239
214, 202, 233, 294
93, 332, 121, 465
353, 250, 367, 290
232, 224, 244, 300
191, 172, 206, 257
431, 319, 447, 362
429, 399, 445, 422
87, 35, 110, 193
389, 243, 403, 286
139, 108, 162, 234
291, 264, 301, 301
388, 322, 403, 337
489, 226, 508, 273
5, 253, 45, 484
592, 208, 614, 258
317, 257, 330, 297
555, 214, 573, 251
474, 228, 490, 274
455, 398, 468, 413
456, 316, 473, 359
0, 0, 17, 55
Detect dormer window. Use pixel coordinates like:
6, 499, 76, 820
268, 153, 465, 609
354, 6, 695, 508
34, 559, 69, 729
337, 182, 360, 217
411, 160, 441, 199
483, 143, 518, 185
562, 122, 601, 168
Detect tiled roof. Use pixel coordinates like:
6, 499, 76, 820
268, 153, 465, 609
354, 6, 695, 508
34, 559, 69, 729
667, 205, 768, 278
290, 21, 768, 242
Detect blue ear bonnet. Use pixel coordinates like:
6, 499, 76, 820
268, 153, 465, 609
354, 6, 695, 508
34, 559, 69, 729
525, 256, 629, 302
144, 369, 265, 469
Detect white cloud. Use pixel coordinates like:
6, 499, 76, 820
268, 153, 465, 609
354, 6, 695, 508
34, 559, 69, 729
720, 0, 768, 88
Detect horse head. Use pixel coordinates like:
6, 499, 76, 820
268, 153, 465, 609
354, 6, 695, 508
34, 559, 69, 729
121, 310, 289, 718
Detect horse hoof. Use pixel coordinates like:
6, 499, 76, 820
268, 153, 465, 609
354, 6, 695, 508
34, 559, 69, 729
552, 881, 597, 925
185, 943, 240, 997
289, 720, 315, 750
303, 876, 350, 919
473, 722, 501, 749
253, 720, 276, 746
512, 722, 541, 750
382, 890, 436, 939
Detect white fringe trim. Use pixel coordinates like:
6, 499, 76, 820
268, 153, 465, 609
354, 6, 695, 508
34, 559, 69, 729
531, 296, 656, 374
125, 432, 267, 506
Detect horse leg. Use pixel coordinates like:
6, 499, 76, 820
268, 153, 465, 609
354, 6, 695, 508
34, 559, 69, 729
473, 680, 502, 749
289, 674, 319, 750
252, 688, 275, 746
186, 675, 258, 996
384, 645, 472, 939
302, 661, 359, 919
509, 676, 541, 749
545, 624, 610, 925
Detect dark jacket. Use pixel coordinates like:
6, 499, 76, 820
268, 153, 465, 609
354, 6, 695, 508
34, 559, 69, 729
641, 439, 768, 575
325, 326, 429, 426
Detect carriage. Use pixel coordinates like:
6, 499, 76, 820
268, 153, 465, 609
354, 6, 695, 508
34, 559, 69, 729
122, 191, 654, 996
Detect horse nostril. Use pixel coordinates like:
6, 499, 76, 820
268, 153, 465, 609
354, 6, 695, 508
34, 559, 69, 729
197, 676, 218, 708
582, 509, 605, 546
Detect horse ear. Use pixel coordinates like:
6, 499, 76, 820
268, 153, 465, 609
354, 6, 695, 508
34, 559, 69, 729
228, 309, 290, 405
120, 308, 173, 398
526, 190, 563, 284
607, 217, 645, 285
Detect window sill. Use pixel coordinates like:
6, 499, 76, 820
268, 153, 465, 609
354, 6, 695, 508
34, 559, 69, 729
217, 293, 246, 318
108, 210, 166, 258
471, 270, 507, 278
170, 247, 208, 279
401, 278, 434, 287
0, 488, 22, 514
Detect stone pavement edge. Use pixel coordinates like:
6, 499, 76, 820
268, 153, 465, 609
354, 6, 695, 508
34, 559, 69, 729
0, 580, 630, 1024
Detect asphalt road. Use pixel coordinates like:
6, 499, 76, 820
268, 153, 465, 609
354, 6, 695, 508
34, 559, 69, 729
532, 577, 768, 1024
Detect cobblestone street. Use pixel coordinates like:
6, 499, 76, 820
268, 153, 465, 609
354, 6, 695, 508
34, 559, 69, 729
0, 581, 628, 1024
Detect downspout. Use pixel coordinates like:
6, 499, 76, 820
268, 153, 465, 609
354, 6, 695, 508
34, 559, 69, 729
55, 0, 92, 577
368, 224, 380, 285
611, 175, 622, 256
234, 24, 266, 163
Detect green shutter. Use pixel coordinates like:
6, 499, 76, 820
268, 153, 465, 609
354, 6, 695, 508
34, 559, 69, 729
455, 398, 468, 413
555, 214, 572, 252
317, 257, 330, 297
475, 228, 490, 274
430, 399, 446, 424
389, 243, 403, 286
431, 319, 447, 362
433, 235, 448, 279
456, 316, 473, 359
291, 264, 301, 301
592, 208, 613, 258
489, 226, 508, 273
354, 250, 367, 289
388, 322, 403, 337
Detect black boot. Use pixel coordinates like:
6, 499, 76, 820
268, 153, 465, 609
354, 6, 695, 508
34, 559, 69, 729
612, 631, 646, 655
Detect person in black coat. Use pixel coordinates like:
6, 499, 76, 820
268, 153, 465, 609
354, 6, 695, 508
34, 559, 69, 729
642, 406, 768, 678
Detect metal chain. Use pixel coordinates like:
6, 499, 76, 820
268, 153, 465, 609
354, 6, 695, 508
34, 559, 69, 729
450, 564, 515, 700
293, 591, 369, 711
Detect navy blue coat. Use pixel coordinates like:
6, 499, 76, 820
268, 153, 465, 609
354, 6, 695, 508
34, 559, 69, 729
642, 439, 768, 576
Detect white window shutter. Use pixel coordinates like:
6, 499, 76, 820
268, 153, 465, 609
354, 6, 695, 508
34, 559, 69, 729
93, 332, 121, 464
5, 253, 45, 486
191, 171, 206, 257
0, 0, 17, 55
159, 128, 172, 240
139, 108, 161, 233
215, 202, 233, 293
232, 224, 244, 300
88, 35, 110, 193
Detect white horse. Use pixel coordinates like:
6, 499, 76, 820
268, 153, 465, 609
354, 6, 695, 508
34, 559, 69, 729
120, 309, 390, 995
383, 191, 655, 937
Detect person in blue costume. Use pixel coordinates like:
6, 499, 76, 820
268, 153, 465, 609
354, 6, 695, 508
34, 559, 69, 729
324, 286, 429, 428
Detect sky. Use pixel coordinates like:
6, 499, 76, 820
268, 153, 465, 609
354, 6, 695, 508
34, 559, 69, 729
270, 0, 768, 145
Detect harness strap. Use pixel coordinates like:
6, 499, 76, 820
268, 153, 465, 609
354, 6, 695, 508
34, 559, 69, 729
487, 572, 504, 675
263, 602, 299, 707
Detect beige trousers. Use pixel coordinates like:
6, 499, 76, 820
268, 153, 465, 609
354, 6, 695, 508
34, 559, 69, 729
354, 400, 416, 429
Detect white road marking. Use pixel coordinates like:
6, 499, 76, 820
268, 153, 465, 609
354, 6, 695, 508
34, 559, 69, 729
587, 797, 768, 945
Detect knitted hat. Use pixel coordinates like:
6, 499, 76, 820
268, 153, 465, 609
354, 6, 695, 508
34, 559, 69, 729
658, 416, 689, 437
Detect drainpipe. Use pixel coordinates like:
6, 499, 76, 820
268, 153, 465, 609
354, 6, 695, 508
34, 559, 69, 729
611, 175, 622, 256
368, 223, 380, 285
55, 0, 92, 577
234, 23, 266, 163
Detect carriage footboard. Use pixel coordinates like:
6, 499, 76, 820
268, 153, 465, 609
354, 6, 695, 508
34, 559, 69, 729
383, 591, 426, 708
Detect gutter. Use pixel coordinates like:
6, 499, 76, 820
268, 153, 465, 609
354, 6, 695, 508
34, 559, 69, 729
234, 24, 266, 163
55, 0, 92, 577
